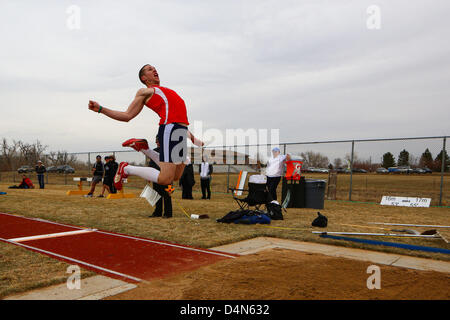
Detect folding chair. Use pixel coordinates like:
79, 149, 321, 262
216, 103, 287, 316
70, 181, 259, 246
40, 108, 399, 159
229, 175, 272, 211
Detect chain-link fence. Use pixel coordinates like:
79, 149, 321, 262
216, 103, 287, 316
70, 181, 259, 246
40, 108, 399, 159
1, 136, 448, 206
202, 135, 449, 206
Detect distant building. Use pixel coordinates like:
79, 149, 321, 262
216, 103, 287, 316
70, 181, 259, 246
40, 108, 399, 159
189, 148, 253, 165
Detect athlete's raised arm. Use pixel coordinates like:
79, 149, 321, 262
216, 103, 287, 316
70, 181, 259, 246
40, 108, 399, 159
88, 87, 154, 122
187, 130, 204, 147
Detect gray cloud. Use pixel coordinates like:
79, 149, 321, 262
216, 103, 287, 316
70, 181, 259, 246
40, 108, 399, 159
0, 0, 448, 162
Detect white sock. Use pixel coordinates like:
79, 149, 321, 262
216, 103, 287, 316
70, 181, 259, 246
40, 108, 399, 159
124, 165, 160, 183
141, 148, 160, 167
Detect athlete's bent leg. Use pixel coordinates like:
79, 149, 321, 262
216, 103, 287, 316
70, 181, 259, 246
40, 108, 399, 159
116, 162, 177, 187
174, 163, 186, 181
157, 162, 176, 185
141, 148, 190, 168
122, 138, 161, 167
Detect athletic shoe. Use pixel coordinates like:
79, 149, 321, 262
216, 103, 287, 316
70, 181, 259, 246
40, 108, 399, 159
114, 162, 129, 191
84, 193, 93, 198
122, 138, 149, 152
165, 184, 175, 196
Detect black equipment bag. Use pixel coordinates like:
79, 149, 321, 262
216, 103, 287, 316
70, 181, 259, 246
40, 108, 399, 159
266, 201, 284, 220
311, 212, 328, 228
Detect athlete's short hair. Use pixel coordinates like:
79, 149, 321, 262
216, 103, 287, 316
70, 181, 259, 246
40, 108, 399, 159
138, 64, 150, 85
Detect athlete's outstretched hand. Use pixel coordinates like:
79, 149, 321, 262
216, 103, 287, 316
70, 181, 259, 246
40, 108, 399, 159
88, 100, 101, 113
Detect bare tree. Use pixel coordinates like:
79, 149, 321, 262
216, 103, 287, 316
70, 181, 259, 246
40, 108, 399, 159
17, 140, 47, 165
344, 152, 360, 164
333, 157, 343, 168
1, 138, 49, 171
409, 154, 419, 167
300, 151, 329, 168
0, 139, 22, 170
47, 151, 78, 167
1, 139, 12, 170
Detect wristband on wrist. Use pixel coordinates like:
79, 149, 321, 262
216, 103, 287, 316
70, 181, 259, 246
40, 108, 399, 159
98, 105, 103, 113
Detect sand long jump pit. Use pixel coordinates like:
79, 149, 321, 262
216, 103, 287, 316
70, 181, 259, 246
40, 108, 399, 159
107, 237, 450, 300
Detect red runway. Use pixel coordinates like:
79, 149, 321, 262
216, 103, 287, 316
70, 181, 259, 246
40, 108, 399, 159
0, 212, 237, 283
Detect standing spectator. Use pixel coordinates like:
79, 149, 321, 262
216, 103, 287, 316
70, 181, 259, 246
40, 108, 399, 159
109, 155, 119, 194
99, 156, 117, 197
35, 160, 46, 189
199, 156, 213, 199
180, 159, 195, 199
85, 155, 104, 198
265, 147, 291, 201
149, 135, 172, 218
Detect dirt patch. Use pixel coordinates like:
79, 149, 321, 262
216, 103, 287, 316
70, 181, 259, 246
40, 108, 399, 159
108, 248, 450, 300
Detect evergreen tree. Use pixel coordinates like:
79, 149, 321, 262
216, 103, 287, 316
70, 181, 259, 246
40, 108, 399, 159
434, 149, 450, 172
419, 148, 433, 168
397, 149, 410, 167
382, 152, 396, 168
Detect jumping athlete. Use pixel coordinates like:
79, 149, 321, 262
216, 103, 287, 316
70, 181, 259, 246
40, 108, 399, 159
88, 64, 203, 192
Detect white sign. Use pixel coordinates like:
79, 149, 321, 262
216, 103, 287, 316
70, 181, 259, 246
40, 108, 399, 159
380, 196, 431, 208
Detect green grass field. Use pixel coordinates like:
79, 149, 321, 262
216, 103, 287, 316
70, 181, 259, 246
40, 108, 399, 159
0, 172, 449, 298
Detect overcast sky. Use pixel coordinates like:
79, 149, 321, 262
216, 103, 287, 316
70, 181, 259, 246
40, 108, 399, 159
0, 0, 449, 161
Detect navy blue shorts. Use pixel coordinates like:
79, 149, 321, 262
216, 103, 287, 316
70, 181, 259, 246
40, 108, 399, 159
158, 123, 188, 164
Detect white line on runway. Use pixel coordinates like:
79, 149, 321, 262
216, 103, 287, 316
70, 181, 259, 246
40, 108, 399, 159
8, 229, 97, 243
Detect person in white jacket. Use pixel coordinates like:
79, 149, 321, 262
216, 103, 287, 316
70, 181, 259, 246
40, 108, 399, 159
265, 147, 290, 201
199, 156, 213, 199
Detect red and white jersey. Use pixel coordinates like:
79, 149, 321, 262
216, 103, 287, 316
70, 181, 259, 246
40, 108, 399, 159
145, 86, 189, 125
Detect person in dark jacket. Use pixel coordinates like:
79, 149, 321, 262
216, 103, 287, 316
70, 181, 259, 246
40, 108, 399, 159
109, 155, 119, 194
148, 135, 172, 218
35, 160, 46, 189
179, 159, 195, 199
199, 156, 213, 199
99, 156, 118, 197
85, 155, 104, 197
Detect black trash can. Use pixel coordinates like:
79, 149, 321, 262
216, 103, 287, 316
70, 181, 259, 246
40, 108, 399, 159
281, 177, 306, 208
304, 179, 326, 209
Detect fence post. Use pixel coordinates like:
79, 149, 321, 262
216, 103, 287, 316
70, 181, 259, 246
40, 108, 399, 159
348, 140, 355, 201
227, 164, 231, 193
439, 137, 446, 206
